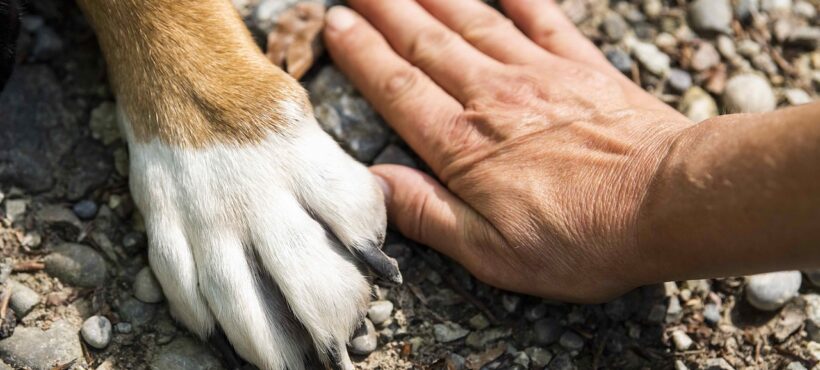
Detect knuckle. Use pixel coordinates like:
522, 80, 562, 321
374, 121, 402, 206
461, 13, 513, 43
382, 66, 423, 103
407, 28, 456, 67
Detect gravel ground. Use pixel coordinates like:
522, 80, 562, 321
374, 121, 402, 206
0, 0, 818, 369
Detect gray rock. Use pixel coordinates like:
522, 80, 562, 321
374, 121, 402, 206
81, 315, 112, 349
310, 67, 390, 162
36, 205, 83, 239
89, 102, 121, 145
761, 0, 792, 12
122, 232, 147, 256
367, 300, 393, 325
526, 347, 552, 368
784, 89, 811, 106
804, 294, 820, 342
44, 243, 108, 287
602, 12, 629, 41
724, 74, 776, 114
679, 86, 718, 122
533, 318, 562, 346
0, 320, 83, 370
349, 319, 377, 355
115, 322, 133, 334
372, 144, 416, 168
703, 303, 721, 325
4, 200, 25, 223
468, 314, 490, 330
512, 351, 530, 368
689, 0, 733, 34
501, 294, 521, 313
691, 42, 721, 71
737, 40, 762, 57
444, 353, 466, 370
605, 48, 633, 74
465, 327, 511, 349
118, 297, 157, 327
7, 281, 39, 317
703, 358, 735, 370
735, 0, 759, 20
64, 139, 113, 200
745, 271, 802, 311
785, 361, 807, 370
668, 69, 693, 92
72, 200, 97, 220
559, 331, 584, 351
671, 330, 693, 351
150, 337, 223, 370
631, 40, 671, 76
548, 353, 576, 370
134, 267, 164, 303
433, 322, 469, 343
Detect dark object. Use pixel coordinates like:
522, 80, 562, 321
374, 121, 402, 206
0, 308, 16, 339
72, 199, 98, 220
0, 0, 21, 90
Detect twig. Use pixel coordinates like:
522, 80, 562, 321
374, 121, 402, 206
50, 359, 76, 370
0, 286, 12, 321
13, 260, 45, 272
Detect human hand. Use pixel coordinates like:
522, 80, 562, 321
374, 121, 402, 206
324, 0, 696, 302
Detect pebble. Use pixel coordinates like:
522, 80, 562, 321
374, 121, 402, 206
675, 360, 689, 370
548, 353, 576, 370
666, 296, 684, 323
605, 48, 633, 74
44, 243, 108, 287
804, 294, 820, 342
81, 315, 112, 349
7, 281, 39, 318
737, 40, 762, 57
35, 206, 83, 239
367, 300, 393, 325
4, 200, 26, 223
679, 86, 718, 122
465, 327, 511, 349
524, 303, 548, 322
745, 271, 802, 311
512, 351, 530, 368
704, 358, 735, 370
0, 320, 83, 370
559, 331, 584, 351
691, 42, 721, 71
723, 74, 776, 114
349, 319, 377, 355
89, 102, 121, 145
602, 12, 629, 41
149, 337, 222, 370
761, 0, 792, 12
501, 295, 521, 313
134, 267, 164, 303
433, 322, 470, 343
115, 322, 133, 334
468, 314, 490, 330
785, 362, 807, 370
667, 69, 693, 92
445, 353, 466, 370
810, 341, 820, 361
689, 0, 733, 34
784, 89, 811, 106
118, 297, 157, 327
526, 347, 552, 368
703, 303, 722, 325
794, 1, 816, 18
533, 318, 563, 346
642, 0, 663, 18
735, 0, 759, 21
122, 232, 147, 256
631, 40, 671, 76
72, 200, 98, 220
671, 330, 694, 351
716, 36, 737, 59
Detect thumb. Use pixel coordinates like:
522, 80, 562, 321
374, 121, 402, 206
370, 164, 486, 267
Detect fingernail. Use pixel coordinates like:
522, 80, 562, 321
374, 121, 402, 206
326, 6, 356, 32
373, 174, 391, 207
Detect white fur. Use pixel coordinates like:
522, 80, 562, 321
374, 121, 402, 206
119, 104, 385, 370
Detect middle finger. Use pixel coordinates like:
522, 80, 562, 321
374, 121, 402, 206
349, 0, 501, 103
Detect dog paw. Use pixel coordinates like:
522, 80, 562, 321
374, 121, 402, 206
121, 100, 400, 370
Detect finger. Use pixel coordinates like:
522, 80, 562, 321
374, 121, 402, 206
416, 0, 551, 65
371, 165, 503, 275
501, 0, 614, 72
348, 0, 501, 102
324, 6, 466, 172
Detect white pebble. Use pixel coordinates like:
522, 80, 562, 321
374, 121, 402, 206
745, 271, 802, 311
81, 315, 113, 349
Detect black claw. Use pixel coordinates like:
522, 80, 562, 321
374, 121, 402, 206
352, 244, 403, 285
208, 329, 243, 370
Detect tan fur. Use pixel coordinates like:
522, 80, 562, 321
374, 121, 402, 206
76, 0, 310, 147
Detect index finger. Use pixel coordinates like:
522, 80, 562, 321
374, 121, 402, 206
324, 6, 465, 173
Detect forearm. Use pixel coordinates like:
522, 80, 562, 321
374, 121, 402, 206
639, 102, 820, 283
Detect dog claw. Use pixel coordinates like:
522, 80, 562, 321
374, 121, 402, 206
352, 244, 403, 285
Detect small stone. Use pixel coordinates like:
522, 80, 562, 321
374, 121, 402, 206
723, 74, 776, 114
122, 232, 147, 255
642, 0, 663, 18
548, 353, 576, 370
349, 319, 377, 355
666, 296, 684, 323
703, 303, 721, 325
761, 0, 792, 12
602, 12, 629, 41
689, 0, 733, 34
134, 267, 164, 303
667, 69, 693, 92
72, 200, 98, 220
533, 318, 562, 346
114, 147, 129, 177
679, 86, 718, 122
785, 362, 807, 370
671, 330, 693, 351
35, 205, 83, 239
372, 144, 416, 168
735, 0, 759, 21
118, 297, 157, 327
465, 327, 511, 349
445, 353, 466, 370
794, 1, 816, 18
745, 271, 802, 311
0, 320, 83, 370
367, 300, 393, 325
512, 351, 530, 368
4, 200, 26, 222
703, 358, 735, 370
115, 322, 133, 334
606, 48, 633, 74
784, 89, 811, 106
89, 102, 121, 145
691, 42, 721, 71
433, 322, 469, 343
786, 27, 820, 49
524, 303, 547, 322
45, 243, 108, 288
716, 36, 737, 59
21, 232, 41, 249
631, 40, 671, 76
737, 40, 762, 57
468, 314, 490, 330
675, 360, 689, 370
803, 294, 819, 342
149, 337, 222, 370
81, 315, 112, 349
526, 347, 552, 368
559, 331, 584, 351
501, 294, 521, 313
810, 341, 820, 361
7, 281, 39, 318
